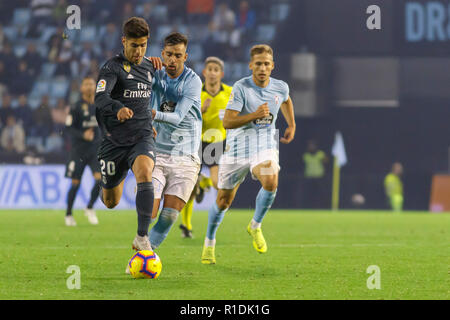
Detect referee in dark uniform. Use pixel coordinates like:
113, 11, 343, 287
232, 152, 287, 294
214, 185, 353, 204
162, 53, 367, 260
64, 76, 101, 226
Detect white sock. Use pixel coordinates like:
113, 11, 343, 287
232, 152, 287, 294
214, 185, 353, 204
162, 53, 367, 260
204, 238, 216, 247
250, 219, 261, 230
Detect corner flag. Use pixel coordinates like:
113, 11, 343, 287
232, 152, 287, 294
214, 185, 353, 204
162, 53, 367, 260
331, 132, 347, 210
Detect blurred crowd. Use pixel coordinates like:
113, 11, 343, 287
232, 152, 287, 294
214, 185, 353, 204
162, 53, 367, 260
0, 0, 290, 161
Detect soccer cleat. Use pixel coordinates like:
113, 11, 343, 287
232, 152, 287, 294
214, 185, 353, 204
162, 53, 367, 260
65, 215, 77, 227
195, 175, 213, 203
247, 223, 267, 253
201, 245, 216, 264
132, 234, 152, 251
179, 224, 193, 238
85, 208, 99, 225
125, 264, 131, 275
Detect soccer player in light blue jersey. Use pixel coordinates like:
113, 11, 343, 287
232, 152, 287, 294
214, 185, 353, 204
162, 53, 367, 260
148, 32, 202, 250
201, 44, 296, 264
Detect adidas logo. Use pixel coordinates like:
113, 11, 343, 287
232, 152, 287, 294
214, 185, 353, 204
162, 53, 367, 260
127, 73, 134, 79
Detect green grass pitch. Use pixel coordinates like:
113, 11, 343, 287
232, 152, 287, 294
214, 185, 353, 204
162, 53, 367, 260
0, 209, 448, 300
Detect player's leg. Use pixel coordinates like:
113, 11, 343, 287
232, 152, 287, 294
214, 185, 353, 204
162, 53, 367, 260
248, 156, 280, 253
180, 187, 196, 238
131, 154, 155, 250
150, 155, 200, 249
85, 157, 102, 224
64, 157, 87, 226
209, 165, 219, 189
65, 179, 80, 226
201, 185, 240, 264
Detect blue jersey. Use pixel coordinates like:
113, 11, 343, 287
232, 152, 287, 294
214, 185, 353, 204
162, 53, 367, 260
151, 66, 202, 157
225, 76, 289, 158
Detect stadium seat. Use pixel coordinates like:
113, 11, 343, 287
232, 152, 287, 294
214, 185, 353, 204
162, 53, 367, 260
79, 25, 97, 43
40, 63, 57, 78
270, 4, 290, 22
50, 79, 70, 99
156, 25, 173, 43
188, 43, 203, 62
152, 5, 169, 22
146, 46, 162, 59
13, 44, 27, 57
2, 26, 18, 40
39, 26, 57, 42
29, 80, 51, 99
256, 24, 276, 42
12, 8, 31, 26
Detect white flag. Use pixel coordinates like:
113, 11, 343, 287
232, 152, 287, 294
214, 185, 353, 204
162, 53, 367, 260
332, 131, 347, 167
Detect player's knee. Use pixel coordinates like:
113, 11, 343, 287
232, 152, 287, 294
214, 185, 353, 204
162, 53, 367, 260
134, 168, 152, 183
262, 180, 278, 192
103, 195, 119, 209
216, 197, 232, 210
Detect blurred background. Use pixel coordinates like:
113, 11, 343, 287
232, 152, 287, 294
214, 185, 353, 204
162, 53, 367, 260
0, 0, 449, 211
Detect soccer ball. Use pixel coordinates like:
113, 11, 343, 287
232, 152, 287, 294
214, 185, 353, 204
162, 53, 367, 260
128, 250, 162, 279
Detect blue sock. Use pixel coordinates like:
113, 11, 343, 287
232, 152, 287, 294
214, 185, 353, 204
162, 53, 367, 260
253, 188, 277, 224
149, 207, 179, 249
206, 203, 228, 240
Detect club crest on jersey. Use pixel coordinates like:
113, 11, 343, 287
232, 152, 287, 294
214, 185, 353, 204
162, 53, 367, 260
82, 103, 89, 116
96, 79, 106, 93
123, 62, 131, 73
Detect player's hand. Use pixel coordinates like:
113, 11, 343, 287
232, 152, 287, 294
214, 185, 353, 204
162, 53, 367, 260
152, 127, 157, 138
280, 126, 296, 144
148, 56, 164, 70
253, 103, 270, 119
117, 107, 134, 122
201, 98, 212, 113
83, 128, 95, 141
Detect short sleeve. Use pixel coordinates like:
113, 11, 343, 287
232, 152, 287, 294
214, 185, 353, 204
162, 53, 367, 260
226, 82, 245, 112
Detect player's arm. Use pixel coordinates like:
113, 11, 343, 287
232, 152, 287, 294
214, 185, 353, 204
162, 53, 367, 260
152, 76, 202, 126
222, 83, 269, 129
222, 105, 269, 129
94, 62, 132, 121
279, 96, 296, 144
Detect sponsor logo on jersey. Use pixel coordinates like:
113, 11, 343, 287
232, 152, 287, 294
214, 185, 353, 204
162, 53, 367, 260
123, 82, 151, 98
253, 113, 274, 126
96, 79, 106, 93
160, 101, 177, 113
127, 73, 134, 79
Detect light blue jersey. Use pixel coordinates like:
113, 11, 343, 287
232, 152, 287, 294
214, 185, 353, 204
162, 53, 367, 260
151, 66, 202, 157
225, 76, 289, 158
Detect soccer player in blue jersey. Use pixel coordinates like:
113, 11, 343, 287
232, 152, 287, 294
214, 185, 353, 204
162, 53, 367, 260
201, 44, 296, 264
148, 32, 202, 250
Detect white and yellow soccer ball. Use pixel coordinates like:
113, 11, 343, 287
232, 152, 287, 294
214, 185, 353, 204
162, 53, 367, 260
127, 250, 162, 279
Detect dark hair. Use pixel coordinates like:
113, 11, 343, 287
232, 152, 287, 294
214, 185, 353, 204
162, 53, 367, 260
163, 32, 188, 48
123, 17, 149, 39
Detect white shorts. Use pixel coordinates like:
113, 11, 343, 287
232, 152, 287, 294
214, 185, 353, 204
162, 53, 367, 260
217, 149, 280, 190
152, 153, 201, 203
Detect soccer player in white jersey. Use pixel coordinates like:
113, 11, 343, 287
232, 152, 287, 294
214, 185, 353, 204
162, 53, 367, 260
201, 44, 296, 264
